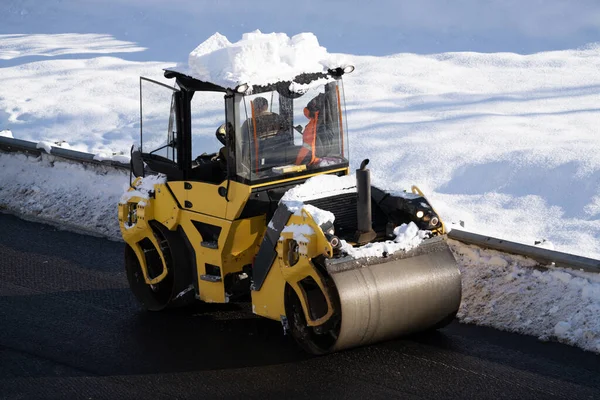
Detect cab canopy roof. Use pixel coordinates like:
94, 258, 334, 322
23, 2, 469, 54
163, 67, 351, 95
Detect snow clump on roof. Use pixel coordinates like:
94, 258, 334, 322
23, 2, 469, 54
186, 30, 348, 90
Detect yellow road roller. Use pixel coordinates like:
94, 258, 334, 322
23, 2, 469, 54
118, 66, 461, 354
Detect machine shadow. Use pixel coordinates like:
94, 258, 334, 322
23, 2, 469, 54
123, 300, 314, 372
0, 288, 312, 379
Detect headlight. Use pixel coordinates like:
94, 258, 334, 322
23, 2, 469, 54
321, 221, 335, 236
416, 210, 424, 219
236, 83, 249, 93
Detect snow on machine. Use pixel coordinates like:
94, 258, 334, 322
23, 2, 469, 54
118, 65, 462, 354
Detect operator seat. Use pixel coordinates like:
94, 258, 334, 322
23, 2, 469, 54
189, 150, 226, 184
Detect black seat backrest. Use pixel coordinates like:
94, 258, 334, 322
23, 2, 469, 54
254, 113, 285, 139
307, 93, 335, 158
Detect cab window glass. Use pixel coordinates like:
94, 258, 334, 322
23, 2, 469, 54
190, 91, 225, 161
235, 80, 349, 182
139, 78, 178, 161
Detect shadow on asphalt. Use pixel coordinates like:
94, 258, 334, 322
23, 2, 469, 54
0, 287, 311, 379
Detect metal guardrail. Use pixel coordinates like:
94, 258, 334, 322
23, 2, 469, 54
0, 136, 129, 170
2, 136, 600, 273
448, 228, 600, 273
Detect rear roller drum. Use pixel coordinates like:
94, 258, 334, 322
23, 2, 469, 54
125, 223, 194, 311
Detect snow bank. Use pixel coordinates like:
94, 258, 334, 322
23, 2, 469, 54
0, 152, 128, 239
452, 240, 600, 353
185, 31, 347, 89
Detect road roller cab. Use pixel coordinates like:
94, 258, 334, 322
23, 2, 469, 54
118, 66, 461, 354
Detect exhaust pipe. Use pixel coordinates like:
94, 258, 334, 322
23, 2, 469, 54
355, 159, 377, 245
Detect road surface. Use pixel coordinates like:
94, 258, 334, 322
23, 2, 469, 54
1, 213, 599, 399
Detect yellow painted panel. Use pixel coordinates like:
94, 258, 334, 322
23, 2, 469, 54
251, 265, 286, 321
223, 216, 266, 259
168, 180, 252, 221
179, 212, 231, 303
224, 181, 252, 220
198, 280, 226, 303
152, 183, 180, 230
167, 181, 224, 219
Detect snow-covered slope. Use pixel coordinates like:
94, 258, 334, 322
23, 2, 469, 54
2, 31, 599, 258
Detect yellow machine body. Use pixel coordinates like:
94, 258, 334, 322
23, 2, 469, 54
119, 168, 348, 309
119, 67, 461, 354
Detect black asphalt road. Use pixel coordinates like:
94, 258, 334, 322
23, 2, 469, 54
1, 213, 599, 399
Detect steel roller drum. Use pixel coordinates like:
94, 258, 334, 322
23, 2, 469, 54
326, 237, 462, 351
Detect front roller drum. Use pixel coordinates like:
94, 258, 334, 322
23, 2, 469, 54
287, 238, 461, 353
330, 239, 461, 351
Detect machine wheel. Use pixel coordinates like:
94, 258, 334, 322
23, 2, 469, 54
284, 282, 340, 355
125, 223, 194, 311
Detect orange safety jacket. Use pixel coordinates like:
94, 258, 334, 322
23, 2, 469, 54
295, 108, 320, 165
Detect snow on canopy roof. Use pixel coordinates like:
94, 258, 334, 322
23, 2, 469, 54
172, 30, 348, 91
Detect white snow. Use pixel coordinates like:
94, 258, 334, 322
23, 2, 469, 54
93, 153, 131, 164
534, 239, 555, 250
340, 222, 429, 259
184, 31, 346, 90
0, 33, 145, 60
35, 141, 53, 154
120, 173, 167, 204
0, 152, 128, 239
52, 141, 72, 149
281, 224, 315, 243
0, 129, 13, 138
281, 174, 357, 204
3, 36, 600, 262
0, 56, 173, 155
452, 240, 600, 353
300, 204, 335, 227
